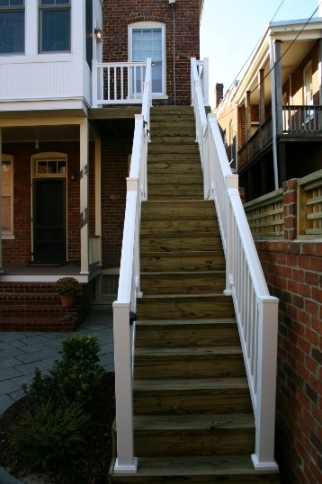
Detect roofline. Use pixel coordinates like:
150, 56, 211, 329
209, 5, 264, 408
230, 17, 322, 104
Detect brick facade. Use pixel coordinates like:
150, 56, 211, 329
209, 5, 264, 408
255, 239, 322, 484
2, 141, 94, 265
102, 0, 200, 105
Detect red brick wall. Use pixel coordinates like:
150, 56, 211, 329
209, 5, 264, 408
256, 239, 322, 484
101, 136, 133, 268
2, 141, 94, 265
102, 0, 200, 105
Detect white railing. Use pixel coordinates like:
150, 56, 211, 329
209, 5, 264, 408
92, 60, 148, 107
112, 59, 152, 474
191, 58, 279, 472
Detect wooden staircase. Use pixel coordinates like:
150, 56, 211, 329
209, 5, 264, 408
109, 107, 280, 482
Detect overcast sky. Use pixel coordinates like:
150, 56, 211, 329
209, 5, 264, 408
200, 0, 320, 108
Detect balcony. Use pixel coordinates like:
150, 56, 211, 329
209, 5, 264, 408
238, 105, 322, 170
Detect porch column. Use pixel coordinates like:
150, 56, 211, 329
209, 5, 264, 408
274, 40, 283, 136
258, 69, 265, 126
95, 135, 102, 263
0, 128, 2, 273
80, 119, 89, 274
245, 90, 252, 140
269, 36, 279, 190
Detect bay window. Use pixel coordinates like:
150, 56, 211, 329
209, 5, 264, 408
39, 0, 71, 53
0, 0, 24, 55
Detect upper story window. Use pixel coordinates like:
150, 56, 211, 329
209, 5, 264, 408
129, 22, 166, 96
0, 0, 24, 55
39, 0, 71, 53
304, 63, 313, 106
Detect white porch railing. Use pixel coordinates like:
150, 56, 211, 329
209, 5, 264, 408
92, 60, 148, 107
191, 58, 279, 472
112, 59, 152, 474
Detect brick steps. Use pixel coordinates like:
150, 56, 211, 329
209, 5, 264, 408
0, 282, 88, 332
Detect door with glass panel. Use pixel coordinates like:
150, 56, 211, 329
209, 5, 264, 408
130, 25, 164, 96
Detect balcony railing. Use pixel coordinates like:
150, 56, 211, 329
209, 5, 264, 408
92, 60, 147, 107
282, 105, 322, 134
238, 116, 272, 170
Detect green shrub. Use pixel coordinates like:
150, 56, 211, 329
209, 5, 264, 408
59, 334, 101, 363
14, 398, 90, 470
22, 335, 104, 408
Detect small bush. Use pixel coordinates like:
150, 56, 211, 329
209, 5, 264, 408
23, 335, 104, 408
14, 398, 90, 470
59, 334, 101, 363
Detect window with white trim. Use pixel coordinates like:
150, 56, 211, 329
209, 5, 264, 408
1, 155, 14, 236
0, 0, 24, 55
129, 22, 166, 96
39, 0, 71, 53
304, 63, 313, 106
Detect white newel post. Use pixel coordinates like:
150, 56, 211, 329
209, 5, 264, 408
80, 120, 89, 274
252, 296, 279, 471
113, 301, 138, 473
202, 57, 209, 107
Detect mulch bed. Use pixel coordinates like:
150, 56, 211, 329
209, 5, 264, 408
0, 372, 115, 484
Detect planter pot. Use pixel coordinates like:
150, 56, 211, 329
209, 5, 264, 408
59, 294, 76, 307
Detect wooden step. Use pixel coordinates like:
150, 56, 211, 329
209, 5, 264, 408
148, 174, 202, 186
140, 218, 219, 234
147, 161, 201, 174
109, 454, 280, 483
148, 144, 199, 154
141, 200, 216, 219
140, 251, 225, 272
135, 319, 240, 348
137, 294, 235, 320
140, 271, 225, 295
135, 346, 246, 379
148, 186, 204, 199
132, 413, 254, 457
140, 233, 222, 252
133, 377, 252, 415
148, 152, 200, 162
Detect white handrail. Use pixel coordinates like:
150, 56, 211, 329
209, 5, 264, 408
112, 58, 152, 474
191, 58, 279, 472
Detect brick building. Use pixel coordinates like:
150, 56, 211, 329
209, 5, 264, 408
0, 0, 203, 313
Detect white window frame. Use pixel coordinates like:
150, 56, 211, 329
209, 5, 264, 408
0, 0, 25, 55
39, 0, 71, 54
128, 21, 167, 99
1, 154, 14, 238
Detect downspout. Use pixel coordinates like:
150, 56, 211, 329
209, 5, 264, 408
0, 128, 2, 274
170, 0, 176, 105
269, 36, 279, 190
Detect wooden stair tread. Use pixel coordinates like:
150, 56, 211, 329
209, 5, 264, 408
139, 294, 230, 299
133, 413, 254, 430
136, 318, 237, 326
109, 455, 280, 480
135, 346, 242, 358
134, 377, 249, 392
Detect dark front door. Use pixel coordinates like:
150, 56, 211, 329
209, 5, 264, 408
33, 179, 66, 263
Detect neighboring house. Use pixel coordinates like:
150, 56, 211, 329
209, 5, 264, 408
216, 17, 322, 484
0, 0, 203, 321
216, 17, 322, 202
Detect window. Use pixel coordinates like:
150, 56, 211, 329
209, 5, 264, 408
39, 0, 71, 53
304, 63, 313, 106
0, 0, 24, 55
129, 22, 165, 95
1, 156, 14, 236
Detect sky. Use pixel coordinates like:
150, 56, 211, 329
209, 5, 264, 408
200, 0, 320, 108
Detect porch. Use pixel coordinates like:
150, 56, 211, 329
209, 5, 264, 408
238, 105, 322, 171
